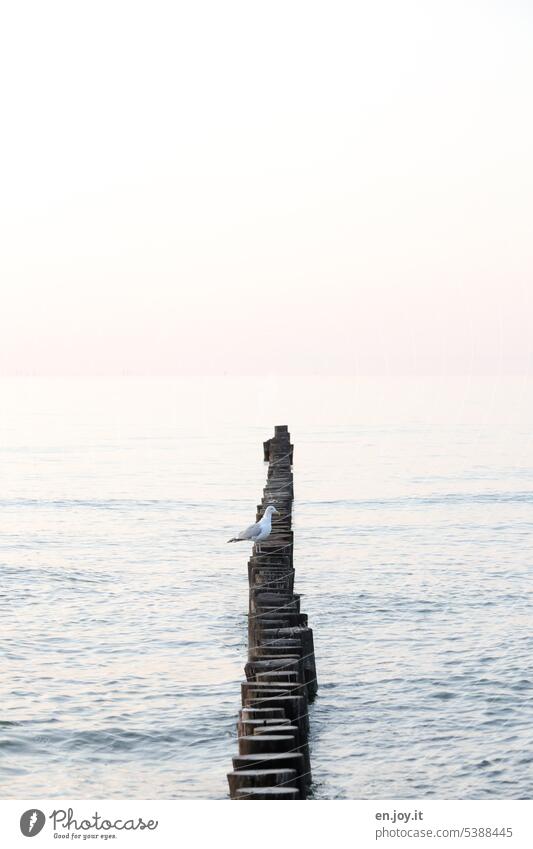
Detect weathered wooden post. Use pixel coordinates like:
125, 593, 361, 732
226, 426, 318, 799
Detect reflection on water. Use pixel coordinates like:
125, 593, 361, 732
0, 377, 532, 798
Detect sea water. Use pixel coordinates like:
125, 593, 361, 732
0, 377, 531, 799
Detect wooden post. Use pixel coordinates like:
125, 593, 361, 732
227, 426, 318, 800
227, 768, 298, 797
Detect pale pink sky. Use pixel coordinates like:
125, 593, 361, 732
1, 0, 532, 376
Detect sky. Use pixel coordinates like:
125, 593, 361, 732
1, 0, 532, 376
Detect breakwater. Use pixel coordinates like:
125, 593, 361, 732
227, 425, 318, 800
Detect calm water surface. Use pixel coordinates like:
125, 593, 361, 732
1, 377, 532, 799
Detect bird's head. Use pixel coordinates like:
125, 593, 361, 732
265, 505, 279, 516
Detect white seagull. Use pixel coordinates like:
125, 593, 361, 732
227, 505, 279, 552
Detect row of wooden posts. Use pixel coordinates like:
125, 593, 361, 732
227, 425, 318, 799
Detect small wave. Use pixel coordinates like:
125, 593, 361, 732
62, 727, 191, 753
0, 497, 226, 511
305, 490, 533, 509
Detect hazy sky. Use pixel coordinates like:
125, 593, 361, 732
1, 0, 532, 375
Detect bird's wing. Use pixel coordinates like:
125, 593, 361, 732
237, 521, 261, 540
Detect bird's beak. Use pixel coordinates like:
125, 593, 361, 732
274, 508, 280, 514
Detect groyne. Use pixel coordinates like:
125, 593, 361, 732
227, 425, 318, 800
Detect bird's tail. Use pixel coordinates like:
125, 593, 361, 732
227, 537, 246, 543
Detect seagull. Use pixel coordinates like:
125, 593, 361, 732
227, 505, 279, 552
